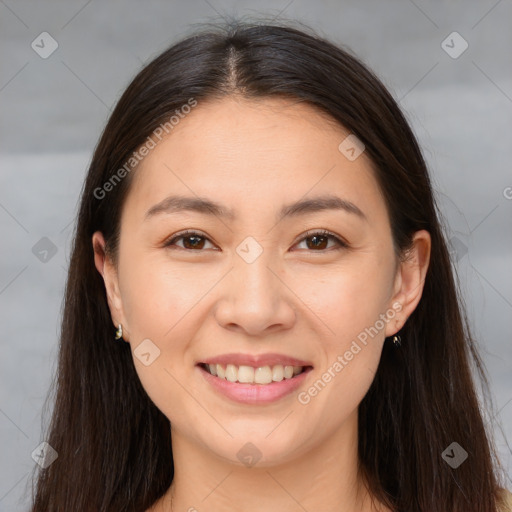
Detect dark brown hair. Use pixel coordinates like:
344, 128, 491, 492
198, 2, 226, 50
28, 19, 507, 512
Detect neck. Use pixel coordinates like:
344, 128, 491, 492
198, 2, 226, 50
152, 411, 389, 512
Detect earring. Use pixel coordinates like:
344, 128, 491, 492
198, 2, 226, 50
115, 324, 123, 340
392, 334, 402, 347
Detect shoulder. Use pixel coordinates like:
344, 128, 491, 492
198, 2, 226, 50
498, 488, 512, 512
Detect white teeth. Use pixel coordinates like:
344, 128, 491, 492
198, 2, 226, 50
272, 365, 284, 381
237, 365, 255, 383
283, 365, 294, 379
254, 366, 273, 384
225, 364, 237, 382
204, 363, 306, 384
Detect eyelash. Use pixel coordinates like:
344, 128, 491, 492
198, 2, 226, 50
163, 229, 348, 252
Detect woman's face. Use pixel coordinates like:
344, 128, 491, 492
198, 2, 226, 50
94, 96, 429, 467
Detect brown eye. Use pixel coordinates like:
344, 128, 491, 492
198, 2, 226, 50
164, 231, 214, 251
163, 229, 348, 252
294, 230, 347, 251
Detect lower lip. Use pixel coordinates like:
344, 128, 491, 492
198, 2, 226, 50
197, 365, 313, 404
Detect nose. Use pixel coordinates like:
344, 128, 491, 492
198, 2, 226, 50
214, 249, 296, 336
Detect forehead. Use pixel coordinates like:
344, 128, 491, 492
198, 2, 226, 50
123, 96, 387, 226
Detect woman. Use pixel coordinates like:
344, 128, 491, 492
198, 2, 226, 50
29, 20, 511, 512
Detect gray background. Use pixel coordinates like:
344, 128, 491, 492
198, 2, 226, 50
0, 0, 511, 510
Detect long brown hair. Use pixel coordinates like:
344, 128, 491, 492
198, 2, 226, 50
28, 19, 507, 512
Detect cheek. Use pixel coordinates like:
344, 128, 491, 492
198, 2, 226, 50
120, 251, 207, 341
119, 257, 203, 422
295, 255, 392, 401
294, 255, 394, 343
298, 274, 388, 430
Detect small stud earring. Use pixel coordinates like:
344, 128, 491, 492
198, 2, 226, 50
115, 324, 123, 340
392, 334, 402, 347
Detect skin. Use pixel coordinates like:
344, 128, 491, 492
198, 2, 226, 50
93, 96, 430, 512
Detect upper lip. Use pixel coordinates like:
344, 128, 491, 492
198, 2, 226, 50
199, 353, 313, 368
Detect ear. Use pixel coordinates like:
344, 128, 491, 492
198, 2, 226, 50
385, 229, 431, 337
92, 231, 130, 342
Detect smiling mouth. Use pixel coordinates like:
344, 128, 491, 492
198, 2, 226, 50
198, 363, 313, 385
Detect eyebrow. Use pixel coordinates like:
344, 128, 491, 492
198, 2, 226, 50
144, 194, 367, 223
